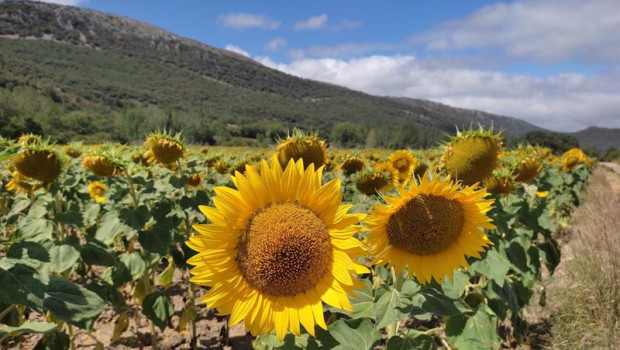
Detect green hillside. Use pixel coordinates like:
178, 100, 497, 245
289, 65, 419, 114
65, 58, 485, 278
0, 0, 545, 147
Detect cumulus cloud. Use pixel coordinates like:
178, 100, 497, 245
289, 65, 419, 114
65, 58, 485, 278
293, 14, 328, 30
224, 44, 250, 57
218, 13, 280, 30
37, 0, 87, 5
257, 55, 620, 132
264, 38, 287, 52
412, 0, 620, 63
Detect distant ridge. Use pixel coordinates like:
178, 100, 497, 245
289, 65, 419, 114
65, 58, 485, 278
571, 127, 620, 152
0, 1, 549, 146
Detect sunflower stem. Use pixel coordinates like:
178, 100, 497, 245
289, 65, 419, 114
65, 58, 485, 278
188, 281, 198, 350
0, 304, 16, 321
124, 171, 139, 209
149, 320, 159, 350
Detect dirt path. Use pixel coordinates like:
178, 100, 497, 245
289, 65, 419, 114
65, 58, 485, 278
524, 166, 620, 349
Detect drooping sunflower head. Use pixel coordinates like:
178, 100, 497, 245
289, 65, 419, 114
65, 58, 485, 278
483, 169, 515, 195
62, 144, 82, 158
187, 173, 204, 188
82, 154, 123, 177
274, 129, 327, 170
131, 151, 150, 166
214, 159, 230, 174
412, 160, 430, 179
388, 150, 416, 183
365, 174, 495, 284
145, 132, 185, 165
560, 148, 587, 172
186, 159, 368, 340
355, 162, 399, 195
440, 126, 502, 186
11, 144, 62, 184
513, 156, 543, 183
88, 181, 107, 203
205, 154, 221, 167
339, 156, 366, 175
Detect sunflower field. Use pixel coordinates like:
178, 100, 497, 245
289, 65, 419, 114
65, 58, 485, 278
0, 129, 594, 349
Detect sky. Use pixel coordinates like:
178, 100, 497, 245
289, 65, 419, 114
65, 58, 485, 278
38, 0, 620, 132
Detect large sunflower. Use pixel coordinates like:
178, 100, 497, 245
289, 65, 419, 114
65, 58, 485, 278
186, 159, 368, 340
365, 174, 495, 284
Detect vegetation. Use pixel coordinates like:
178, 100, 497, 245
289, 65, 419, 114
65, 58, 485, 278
0, 129, 595, 349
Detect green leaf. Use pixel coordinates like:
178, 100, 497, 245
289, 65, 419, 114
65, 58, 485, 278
350, 279, 374, 319
49, 243, 80, 273
17, 217, 54, 242
386, 330, 436, 350
445, 304, 500, 350
330, 318, 380, 350
95, 212, 124, 246
441, 270, 469, 299
83, 203, 101, 227
0, 262, 48, 312
55, 211, 84, 227
373, 284, 411, 329
169, 175, 188, 188
120, 205, 149, 231
138, 219, 173, 256
81, 241, 117, 267
418, 287, 470, 317
471, 250, 511, 287
7, 241, 50, 263
119, 252, 146, 280
43, 276, 106, 326
142, 291, 173, 330
0, 321, 57, 338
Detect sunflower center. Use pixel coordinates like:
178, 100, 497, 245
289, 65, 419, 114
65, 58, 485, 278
393, 158, 410, 172
386, 194, 464, 255
236, 202, 332, 296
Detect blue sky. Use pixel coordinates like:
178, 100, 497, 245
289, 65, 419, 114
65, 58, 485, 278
39, 0, 620, 131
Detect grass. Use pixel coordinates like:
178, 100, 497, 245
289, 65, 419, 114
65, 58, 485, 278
541, 168, 620, 349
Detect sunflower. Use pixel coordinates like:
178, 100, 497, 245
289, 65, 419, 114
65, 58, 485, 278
513, 157, 542, 183
145, 132, 184, 165
11, 147, 62, 183
88, 181, 107, 203
340, 156, 365, 176
388, 150, 416, 184
441, 127, 502, 186
186, 159, 368, 340
484, 175, 514, 195
274, 130, 327, 170
560, 148, 587, 172
365, 174, 495, 284
82, 155, 122, 177
355, 162, 399, 195
187, 173, 204, 188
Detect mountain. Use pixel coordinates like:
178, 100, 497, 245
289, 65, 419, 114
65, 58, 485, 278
0, 0, 544, 147
571, 127, 620, 152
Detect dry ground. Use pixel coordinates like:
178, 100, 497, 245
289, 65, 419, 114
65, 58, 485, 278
523, 166, 620, 350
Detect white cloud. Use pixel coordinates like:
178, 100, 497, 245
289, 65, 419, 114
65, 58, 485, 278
218, 13, 280, 30
264, 38, 287, 52
293, 14, 328, 30
413, 0, 620, 63
257, 55, 620, 132
293, 14, 362, 31
37, 0, 87, 5
288, 42, 402, 59
224, 44, 249, 57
